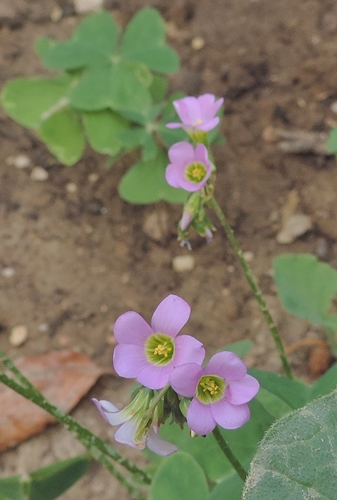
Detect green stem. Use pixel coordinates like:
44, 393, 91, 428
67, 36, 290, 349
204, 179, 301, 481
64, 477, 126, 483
0, 363, 151, 488
209, 197, 293, 379
212, 426, 247, 481
145, 384, 170, 418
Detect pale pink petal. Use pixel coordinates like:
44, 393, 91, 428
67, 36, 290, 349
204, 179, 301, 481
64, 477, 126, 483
197, 94, 217, 120
115, 420, 145, 450
166, 162, 185, 188
147, 428, 178, 456
174, 97, 199, 124
180, 211, 194, 231
170, 363, 202, 397
166, 122, 183, 129
174, 335, 205, 367
151, 294, 191, 337
113, 344, 148, 378
174, 176, 208, 192
226, 375, 260, 405
137, 363, 173, 389
194, 143, 210, 165
204, 352, 247, 381
212, 399, 250, 430
168, 142, 194, 166
114, 311, 153, 345
187, 398, 216, 435
92, 399, 128, 426
199, 117, 220, 132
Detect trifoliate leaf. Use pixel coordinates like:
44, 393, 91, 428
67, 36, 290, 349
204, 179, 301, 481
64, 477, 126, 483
82, 110, 128, 156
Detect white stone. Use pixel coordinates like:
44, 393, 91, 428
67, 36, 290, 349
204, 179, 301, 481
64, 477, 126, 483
6, 154, 31, 169
172, 255, 195, 272
10, 325, 28, 346
30, 166, 49, 181
1, 267, 15, 278
276, 214, 312, 244
74, 0, 104, 14
66, 182, 77, 193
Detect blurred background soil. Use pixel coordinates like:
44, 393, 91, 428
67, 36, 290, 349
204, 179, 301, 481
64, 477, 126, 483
1, 0, 337, 497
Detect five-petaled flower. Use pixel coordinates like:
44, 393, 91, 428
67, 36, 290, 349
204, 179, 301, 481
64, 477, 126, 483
166, 142, 212, 192
92, 389, 177, 456
113, 294, 205, 390
166, 94, 224, 132
170, 351, 260, 435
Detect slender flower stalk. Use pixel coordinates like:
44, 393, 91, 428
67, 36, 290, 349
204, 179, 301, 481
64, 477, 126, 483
212, 426, 247, 482
208, 197, 293, 379
0, 351, 151, 487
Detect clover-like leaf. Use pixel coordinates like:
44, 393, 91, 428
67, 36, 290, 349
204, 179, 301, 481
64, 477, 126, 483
82, 109, 128, 156
121, 8, 179, 74
37, 109, 85, 166
119, 151, 188, 204
243, 389, 337, 500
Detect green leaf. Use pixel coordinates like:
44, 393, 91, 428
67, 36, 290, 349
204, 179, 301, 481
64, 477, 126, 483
142, 134, 159, 161
148, 452, 208, 500
209, 473, 244, 500
0, 476, 24, 500
119, 151, 188, 204
28, 455, 90, 500
38, 12, 120, 70
119, 128, 147, 149
243, 389, 337, 500
69, 63, 152, 114
82, 109, 128, 156
148, 399, 274, 483
273, 253, 337, 327
37, 108, 85, 165
327, 127, 337, 154
1, 76, 72, 128
149, 75, 168, 103
121, 8, 179, 74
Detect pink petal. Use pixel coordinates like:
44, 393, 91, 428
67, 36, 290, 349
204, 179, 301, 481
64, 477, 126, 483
174, 335, 205, 367
197, 94, 217, 120
226, 374, 260, 405
174, 97, 199, 124
92, 399, 128, 426
180, 211, 194, 231
168, 142, 194, 166
113, 344, 148, 378
199, 117, 220, 132
166, 162, 185, 188
204, 352, 247, 381
147, 428, 178, 456
194, 143, 210, 164
151, 294, 191, 337
174, 176, 207, 192
115, 420, 145, 450
166, 122, 183, 129
212, 399, 250, 430
137, 363, 173, 389
170, 363, 202, 397
114, 311, 153, 345
187, 398, 216, 435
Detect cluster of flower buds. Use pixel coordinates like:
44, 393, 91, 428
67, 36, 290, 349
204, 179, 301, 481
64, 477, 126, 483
165, 94, 224, 246
93, 295, 259, 455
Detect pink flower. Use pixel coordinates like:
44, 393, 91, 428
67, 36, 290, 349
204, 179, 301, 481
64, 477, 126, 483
170, 352, 260, 435
92, 393, 177, 456
113, 295, 205, 390
165, 142, 212, 192
166, 94, 224, 132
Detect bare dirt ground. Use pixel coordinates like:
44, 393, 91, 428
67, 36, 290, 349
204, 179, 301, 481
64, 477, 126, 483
1, 0, 337, 498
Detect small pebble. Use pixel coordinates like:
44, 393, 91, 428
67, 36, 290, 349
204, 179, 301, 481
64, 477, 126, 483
10, 325, 28, 346
142, 210, 170, 242
191, 36, 205, 50
172, 255, 195, 272
1, 267, 15, 278
314, 238, 329, 259
66, 182, 77, 193
50, 6, 63, 22
74, 0, 104, 13
38, 323, 49, 332
7, 154, 31, 169
276, 214, 312, 244
30, 166, 49, 181
88, 173, 99, 183
243, 251, 254, 262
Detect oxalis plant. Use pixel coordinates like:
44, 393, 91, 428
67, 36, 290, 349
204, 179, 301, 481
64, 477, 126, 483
0, 94, 337, 500
0, 8, 223, 205
1, 92, 337, 500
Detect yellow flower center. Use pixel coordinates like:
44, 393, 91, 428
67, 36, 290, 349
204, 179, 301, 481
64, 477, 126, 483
197, 375, 226, 404
145, 333, 175, 365
185, 161, 207, 183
